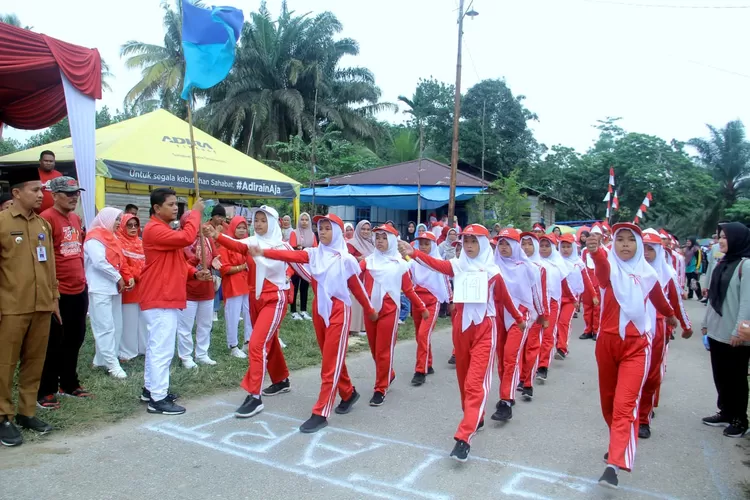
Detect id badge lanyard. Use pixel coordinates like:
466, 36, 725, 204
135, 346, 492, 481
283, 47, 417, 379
36, 229, 48, 262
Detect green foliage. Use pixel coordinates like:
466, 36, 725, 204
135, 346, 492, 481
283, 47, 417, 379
724, 199, 750, 225
0, 138, 21, 156
467, 170, 530, 229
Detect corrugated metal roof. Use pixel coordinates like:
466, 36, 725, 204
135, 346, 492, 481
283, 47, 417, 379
316, 159, 489, 187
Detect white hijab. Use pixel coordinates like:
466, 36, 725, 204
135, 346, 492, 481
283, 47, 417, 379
249, 208, 289, 299
495, 238, 543, 328
562, 241, 586, 296
539, 238, 570, 302
412, 239, 451, 303
609, 228, 658, 340
523, 235, 549, 310
450, 235, 500, 331
365, 232, 410, 313
307, 221, 361, 327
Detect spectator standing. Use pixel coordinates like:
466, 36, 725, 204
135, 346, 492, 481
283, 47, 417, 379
36, 150, 63, 214
281, 215, 293, 242
124, 204, 139, 216
37, 177, 91, 409
117, 213, 147, 360
209, 205, 227, 321
289, 212, 317, 320
684, 237, 703, 299
0, 193, 12, 211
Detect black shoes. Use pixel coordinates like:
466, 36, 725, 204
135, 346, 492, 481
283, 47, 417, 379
262, 378, 291, 396
477, 420, 484, 431
579, 332, 594, 340
702, 412, 732, 427
521, 386, 533, 401
15, 415, 53, 435
723, 419, 749, 438
335, 389, 360, 415
638, 424, 651, 439
235, 395, 264, 418
411, 372, 426, 386
491, 400, 512, 421
369, 391, 385, 407
427, 366, 435, 375
536, 367, 548, 382
516, 382, 524, 392
0, 417, 22, 447
450, 439, 470, 462
598, 466, 618, 489
147, 398, 186, 415
448, 354, 456, 365
300, 414, 328, 433
140, 387, 178, 403
554, 349, 566, 360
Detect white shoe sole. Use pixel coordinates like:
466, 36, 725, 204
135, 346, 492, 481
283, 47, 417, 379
450, 453, 468, 463
261, 387, 290, 397
195, 359, 217, 366
234, 403, 264, 418
724, 429, 750, 438
0, 439, 21, 447
598, 480, 618, 490
147, 405, 185, 415
554, 353, 565, 360
702, 421, 730, 427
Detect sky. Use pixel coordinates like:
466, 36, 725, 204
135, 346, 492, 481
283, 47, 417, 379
5, 0, 750, 153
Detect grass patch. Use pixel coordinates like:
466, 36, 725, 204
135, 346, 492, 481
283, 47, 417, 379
19, 308, 449, 438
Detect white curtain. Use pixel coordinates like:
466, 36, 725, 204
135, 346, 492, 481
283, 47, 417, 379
60, 71, 96, 227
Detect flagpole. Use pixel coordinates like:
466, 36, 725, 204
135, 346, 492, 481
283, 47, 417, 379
186, 95, 207, 270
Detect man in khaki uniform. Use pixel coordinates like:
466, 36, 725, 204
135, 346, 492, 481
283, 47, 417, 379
0, 167, 61, 447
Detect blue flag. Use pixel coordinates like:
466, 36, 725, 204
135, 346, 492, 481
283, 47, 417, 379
181, 0, 243, 100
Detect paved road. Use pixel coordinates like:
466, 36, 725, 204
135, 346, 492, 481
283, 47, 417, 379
3, 300, 748, 499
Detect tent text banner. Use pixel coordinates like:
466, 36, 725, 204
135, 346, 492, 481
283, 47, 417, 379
103, 160, 296, 198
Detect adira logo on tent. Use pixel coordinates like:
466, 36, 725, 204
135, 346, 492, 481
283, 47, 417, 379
162, 136, 214, 150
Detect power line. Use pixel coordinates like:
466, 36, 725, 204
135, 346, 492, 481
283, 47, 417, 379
583, 0, 750, 8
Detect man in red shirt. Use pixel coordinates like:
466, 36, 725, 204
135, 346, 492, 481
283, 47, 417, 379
38, 177, 90, 408
36, 151, 63, 214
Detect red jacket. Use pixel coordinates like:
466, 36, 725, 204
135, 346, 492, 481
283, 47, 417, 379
185, 236, 217, 302
139, 212, 200, 311
218, 218, 251, 299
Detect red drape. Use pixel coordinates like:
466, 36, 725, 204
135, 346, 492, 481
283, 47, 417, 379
0, 23, 101, 130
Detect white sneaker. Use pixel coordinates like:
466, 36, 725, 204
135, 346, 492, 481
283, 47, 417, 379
182, 358, 198, 370
109, 366, 127, 379
291, 312, 302, 321
357, 331, 367, 337
279, 338, 287, 349
230, 347, 247, 359
196, 355, 217, 366
398, 319, 405, 325
300, 311, 312, 320
213, 311, 219, 322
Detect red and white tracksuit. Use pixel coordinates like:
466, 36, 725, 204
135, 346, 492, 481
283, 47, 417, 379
412, 283, 449, 374
413, 249, 519, 444
557, 269, 595, 354
520, 266, 549, 388
263, 248, 374, 417
359, 261, 426, 394
580, 249, 601, 336
638, 279, 690, 426
590, 248, 675, 471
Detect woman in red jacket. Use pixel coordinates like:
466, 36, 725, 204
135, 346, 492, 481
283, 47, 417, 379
587, 223, 678, 489
118, 213, 147, 361
580, 224, 603, 340
399, 224, 524, 462
557, 233, 595, 358
289, 212, 317, 320
246, 214, 376, 433
220, 216, 252, 359
535, 234, 569, 382
359, 225, 427, 406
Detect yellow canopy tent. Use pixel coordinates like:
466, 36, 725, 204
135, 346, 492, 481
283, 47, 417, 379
0, 109, 301, 216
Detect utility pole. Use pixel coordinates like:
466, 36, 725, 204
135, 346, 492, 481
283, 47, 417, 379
310, 86, 318, 215
479, 99, 486, 223
417, 121, 424, 224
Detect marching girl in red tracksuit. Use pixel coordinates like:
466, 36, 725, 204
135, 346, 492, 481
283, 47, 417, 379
557, 233, 595, 358
410, 232, 452, 386
637, 230, 692, 440
491, 228, 545, 421
210, 206, 293, 419
219, 216, 252, 358
399, 224, 524, 462
360, 225, 427, 406
580, 223, 604, 340
587, 223, 678, 489
247, 214, 376, 434
518, 232, 550, 401
536, 234, 570, 380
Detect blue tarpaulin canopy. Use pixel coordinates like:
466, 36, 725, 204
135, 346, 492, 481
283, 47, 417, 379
299, 185, 484, 210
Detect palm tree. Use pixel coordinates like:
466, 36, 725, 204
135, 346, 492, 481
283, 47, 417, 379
688, 120, 750, 207
0, 13, 32, 29
199, 1, 395, 158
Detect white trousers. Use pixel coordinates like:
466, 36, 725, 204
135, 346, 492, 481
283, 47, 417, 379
143, 308, 179, 402
120, 303, 148, 360
177, 300, 214, 361
225, 294, 252, 348
89, 292, 123, 370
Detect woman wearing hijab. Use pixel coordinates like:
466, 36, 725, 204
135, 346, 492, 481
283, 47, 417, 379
175, 210, 219, 369
347, 220, 375, 335
587, 223, 677, 489
438, 228, 458, 259
702, 222, 750, 439
289, 212, 317, 320
491, 228, 545, 421
404, 221, 417, 243
118, 213, 148, 361
491, 223, 502, 238
209, 206, 293, 419
557, 234, 595, 359
84, 207, 129, 379
580, 224, 603, 340
280, 215, 293, 242
359, 225, 426, 406
639, 230, 692, 440
684, 237, 703, 299
344, 223, 355, 241
219, 216, 252, 358
400, 224, 523, 462
247, 214, 376, 433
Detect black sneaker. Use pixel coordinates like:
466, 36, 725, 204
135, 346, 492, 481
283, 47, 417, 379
235, 395, 264, 418
522, 386, 534, 401
554, 349, 566, 360
491, 400, 512, 421
723, 419, 749, 438
670, 333, 675, 341
335, 389, 360, 415
147, 398, 186, 415
448, 354, 456, 365
427, 366, 435, 375
638, 423, 651, 439
0, 417, 23, 447
516, 382, 524, 392
598, 466, 618, 489
579, 332, 593, 340
592, 334, 597, 341
450, 439, 470, 462
262, 378, 291, 397
299, 414, 328, 433
536, 367, 548, 382
651, 410, 656, 419
411, 372, 426, 386
14, 414, 52, 435
369, 391, 385, 406
140, 387, 179, 403
603, 452, 609, 463
477, 420, 484, 431
702, 412, 732, 427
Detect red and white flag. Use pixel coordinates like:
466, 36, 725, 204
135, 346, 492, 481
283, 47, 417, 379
608, 167, 615, 187
612, 191, 619, 210
633, 192, 652, 223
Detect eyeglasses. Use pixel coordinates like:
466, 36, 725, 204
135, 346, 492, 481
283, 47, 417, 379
59, 191, 80, 198
126, 222, 139, 229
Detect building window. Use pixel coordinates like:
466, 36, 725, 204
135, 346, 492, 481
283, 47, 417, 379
355, 207, 371, 223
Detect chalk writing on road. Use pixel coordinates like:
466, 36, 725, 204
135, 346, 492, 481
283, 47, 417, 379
145, 404, 676, 500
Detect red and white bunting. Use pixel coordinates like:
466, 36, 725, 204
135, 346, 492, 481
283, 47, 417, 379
633, 192, 652, 224
609, 167, 615, 186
